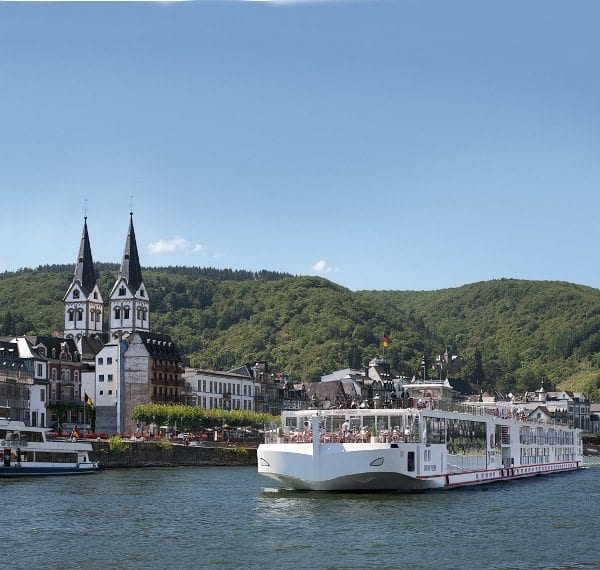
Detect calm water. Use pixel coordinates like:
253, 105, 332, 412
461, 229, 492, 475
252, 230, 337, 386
2, 460, 600, 570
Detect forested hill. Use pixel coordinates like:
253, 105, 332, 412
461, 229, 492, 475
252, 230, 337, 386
1, 266, 600, 400
361, 279, 600, 399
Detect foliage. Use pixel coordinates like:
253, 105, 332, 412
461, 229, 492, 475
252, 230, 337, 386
132, 403, 276, 429
107, 434, 125, 453
3, 265, 600, 399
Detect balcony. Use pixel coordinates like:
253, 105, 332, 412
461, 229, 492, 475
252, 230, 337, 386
151, 378, 185, 387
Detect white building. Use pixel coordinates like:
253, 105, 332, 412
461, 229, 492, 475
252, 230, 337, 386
183, 368, 257, 411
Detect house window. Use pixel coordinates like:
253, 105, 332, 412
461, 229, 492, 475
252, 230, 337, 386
107, 357, 112, 365
40, 388, 45, 402
108, 374, 113, 382
37, 363, 43, 377
94, 291, 98, 299
98, 357, 103, 365
99, 390, 104, 395
99, 375, 105, 382
108, 390, 113, 395
140, 288, 145, 297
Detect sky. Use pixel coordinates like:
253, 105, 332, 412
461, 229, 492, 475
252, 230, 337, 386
1, 0, 599, 292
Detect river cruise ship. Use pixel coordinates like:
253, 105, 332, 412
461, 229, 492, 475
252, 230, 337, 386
258, 396, 582, 491
0, 411, 101, 477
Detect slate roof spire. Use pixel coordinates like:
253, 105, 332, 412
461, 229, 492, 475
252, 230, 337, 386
74, 216, 97, 296
120, 212, 143, 292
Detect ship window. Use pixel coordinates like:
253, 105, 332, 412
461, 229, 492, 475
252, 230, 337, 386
407, 451, 415, 472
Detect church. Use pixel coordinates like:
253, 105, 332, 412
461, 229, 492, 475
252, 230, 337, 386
63, 214, 184, 435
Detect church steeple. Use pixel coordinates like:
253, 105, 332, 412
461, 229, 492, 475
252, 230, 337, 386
109, 213, 150, 339
75, 217, 96, 296
120, 212, 143, 293
63, 217, 104, 339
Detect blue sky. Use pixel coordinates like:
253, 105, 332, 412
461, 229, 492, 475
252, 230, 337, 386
1, 0, 599, 292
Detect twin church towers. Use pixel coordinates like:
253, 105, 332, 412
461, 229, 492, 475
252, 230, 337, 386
63, 213, 150, 342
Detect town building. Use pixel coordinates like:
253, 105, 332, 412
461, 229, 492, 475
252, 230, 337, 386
183, 367, 256, 411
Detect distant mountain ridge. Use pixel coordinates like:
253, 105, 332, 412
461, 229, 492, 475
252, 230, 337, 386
1, 267, 598, 401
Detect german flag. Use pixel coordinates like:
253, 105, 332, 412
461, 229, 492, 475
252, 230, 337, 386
383, 335, 391, 348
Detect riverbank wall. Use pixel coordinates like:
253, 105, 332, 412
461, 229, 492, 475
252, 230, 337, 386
90, 441, 258, 468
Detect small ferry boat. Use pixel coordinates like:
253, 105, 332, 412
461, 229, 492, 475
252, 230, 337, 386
257, 395, 582, 491
0, 411, 101, 477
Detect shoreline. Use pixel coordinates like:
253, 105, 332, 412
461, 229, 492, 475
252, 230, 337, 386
90, 441, 257, 468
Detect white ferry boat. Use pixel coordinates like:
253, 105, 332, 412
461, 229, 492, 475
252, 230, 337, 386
257, 398, 582, 491
0, 413, 101, 477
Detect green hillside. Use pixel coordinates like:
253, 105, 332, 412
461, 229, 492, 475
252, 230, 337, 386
0, 265, 434, 381
2, 267, 600, 400
361, 279, 600, 399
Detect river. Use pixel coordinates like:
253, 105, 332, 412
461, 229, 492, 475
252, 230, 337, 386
2, 460, 599, 569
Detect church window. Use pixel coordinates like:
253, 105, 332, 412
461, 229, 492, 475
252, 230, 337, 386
140, 288, 145, 297
119, 286, 126, 296
73, 289, 80, 299
68, 310, 74, 322
94, 291, 98, 299
114, 307, 121, 319
77, 309, 83, 321
124, 307, 130, 319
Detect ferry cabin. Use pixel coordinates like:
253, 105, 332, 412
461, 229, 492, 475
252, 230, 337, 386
0, 421, 98, 475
